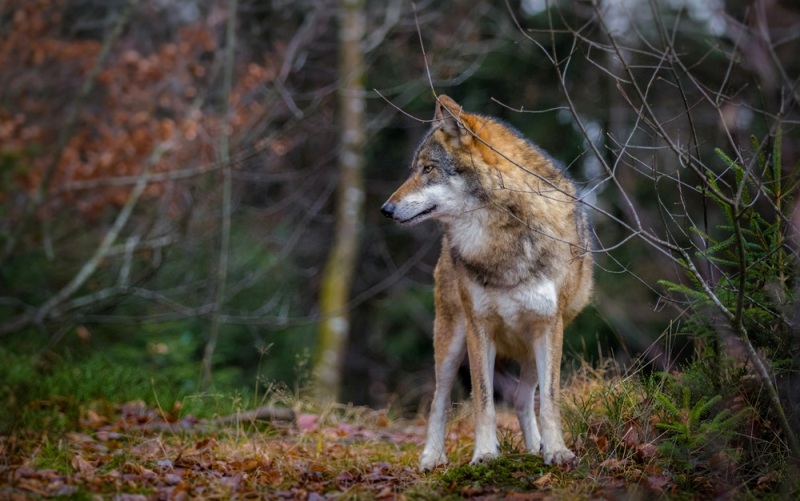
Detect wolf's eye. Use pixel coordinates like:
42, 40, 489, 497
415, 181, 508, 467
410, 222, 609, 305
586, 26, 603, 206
422, 164, 434, 174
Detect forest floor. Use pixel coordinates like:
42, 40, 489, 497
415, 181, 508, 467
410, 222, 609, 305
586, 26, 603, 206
0, 404, 657, 500
1, 367, 796, 500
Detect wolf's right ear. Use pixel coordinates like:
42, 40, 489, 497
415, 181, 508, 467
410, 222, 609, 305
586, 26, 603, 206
434, 95, 469, 144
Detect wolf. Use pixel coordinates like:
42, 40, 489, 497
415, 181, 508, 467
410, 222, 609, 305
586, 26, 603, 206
381, 95, 593, 470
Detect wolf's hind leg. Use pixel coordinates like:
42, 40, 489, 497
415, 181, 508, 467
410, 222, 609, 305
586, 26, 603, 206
515, 357, 541, 455
420, 317, 465, 471
534, 317, 575, 466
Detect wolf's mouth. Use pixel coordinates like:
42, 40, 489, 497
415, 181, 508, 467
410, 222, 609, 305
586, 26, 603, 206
400, 205, 437, 224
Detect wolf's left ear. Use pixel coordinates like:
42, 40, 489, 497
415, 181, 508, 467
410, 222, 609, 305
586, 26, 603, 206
434, 95, 469, 144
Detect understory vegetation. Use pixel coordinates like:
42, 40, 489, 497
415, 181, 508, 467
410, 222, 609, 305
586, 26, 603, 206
3, 349, 800, 498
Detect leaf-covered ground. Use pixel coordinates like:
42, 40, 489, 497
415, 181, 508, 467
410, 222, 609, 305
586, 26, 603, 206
0, 403, 584, 500
2, 400, 419, 500
2, 368, 797, 499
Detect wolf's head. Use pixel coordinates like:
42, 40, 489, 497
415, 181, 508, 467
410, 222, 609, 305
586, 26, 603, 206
381, 95, 491, 226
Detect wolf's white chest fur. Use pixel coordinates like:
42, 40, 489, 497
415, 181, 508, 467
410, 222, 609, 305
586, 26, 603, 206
468, 278, 558, 324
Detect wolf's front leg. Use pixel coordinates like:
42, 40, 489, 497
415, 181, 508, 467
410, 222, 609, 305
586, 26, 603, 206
420, 317, 466, 471
534, 316, 575, 466
466, 321, 498, 465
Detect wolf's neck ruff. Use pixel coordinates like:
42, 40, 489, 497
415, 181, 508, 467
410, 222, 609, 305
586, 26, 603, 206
441, 176, 561, 291
444, 218, 549, 291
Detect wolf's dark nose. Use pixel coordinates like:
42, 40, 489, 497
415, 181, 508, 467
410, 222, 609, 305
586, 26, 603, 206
380, 202, 395, 219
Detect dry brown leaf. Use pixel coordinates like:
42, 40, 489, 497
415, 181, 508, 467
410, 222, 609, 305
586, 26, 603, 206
533, 471, 553, 488
504, 493, 547, 500
645, 474, 670, 492
593, 434, 608, 453
115, 495, 148, 501
261, 469, 283, 487
621, 424, 640, 449
337, 470, 357, 486
240, 457, 261, 472
70, 454, 95, 474
757, 471, 781, 489
599, 457, 628, 470
709, 450, 733, 472
82, 409, 106, 427
636, 443, 657, 461
643, 463, 662, 475
376, 485, 395, 499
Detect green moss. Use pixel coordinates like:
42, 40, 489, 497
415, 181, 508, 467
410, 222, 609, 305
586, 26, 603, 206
31, 437, 74, 473
436, 454, 552, 492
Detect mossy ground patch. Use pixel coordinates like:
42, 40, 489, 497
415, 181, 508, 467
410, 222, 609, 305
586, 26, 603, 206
437, 454, 555, 492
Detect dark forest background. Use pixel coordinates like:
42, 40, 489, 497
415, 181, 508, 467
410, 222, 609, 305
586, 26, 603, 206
2, 0, 799, 441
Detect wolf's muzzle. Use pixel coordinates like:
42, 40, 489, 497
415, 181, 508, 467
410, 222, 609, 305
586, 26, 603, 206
380, 201, 395, 219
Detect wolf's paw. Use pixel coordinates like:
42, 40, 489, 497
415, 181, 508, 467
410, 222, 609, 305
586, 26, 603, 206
525, 440, 542, 455
419, 450, 448, 472
469, 450, 499, 466
543, 448, 576, 466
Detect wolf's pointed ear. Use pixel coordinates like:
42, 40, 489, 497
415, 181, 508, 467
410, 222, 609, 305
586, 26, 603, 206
434, 95, 468, 142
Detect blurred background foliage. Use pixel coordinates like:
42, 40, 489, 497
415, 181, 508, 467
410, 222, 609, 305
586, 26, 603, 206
1, 0, 799, 438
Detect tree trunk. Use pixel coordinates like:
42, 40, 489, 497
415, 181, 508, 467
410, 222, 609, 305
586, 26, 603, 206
312, 0, 366, 402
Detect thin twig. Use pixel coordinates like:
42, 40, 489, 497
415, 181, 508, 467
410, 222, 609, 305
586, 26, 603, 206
203, 0, 238, 390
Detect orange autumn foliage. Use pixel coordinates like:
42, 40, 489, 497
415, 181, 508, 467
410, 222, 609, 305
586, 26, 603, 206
0, 1, 277, 220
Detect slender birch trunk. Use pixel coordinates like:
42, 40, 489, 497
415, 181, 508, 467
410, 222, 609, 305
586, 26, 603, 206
312, 0, 366, 402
